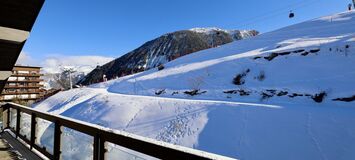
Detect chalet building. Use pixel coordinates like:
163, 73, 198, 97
0, 65, 44, 104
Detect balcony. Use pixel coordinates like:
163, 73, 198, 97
0, 102, 232, 160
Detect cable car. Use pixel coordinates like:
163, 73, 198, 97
289, 11, 295, 18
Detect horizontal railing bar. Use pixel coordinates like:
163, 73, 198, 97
7, 103, 99, 136
3, 102, 231, 160
102, 131, 211, 160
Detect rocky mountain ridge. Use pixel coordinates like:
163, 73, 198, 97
78, 28, 258, 85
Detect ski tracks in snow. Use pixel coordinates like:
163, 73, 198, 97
307, 112, 328, 160
238, 108, 249, 159
125, 105, 148, 130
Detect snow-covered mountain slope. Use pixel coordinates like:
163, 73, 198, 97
78, 28, 258, 85
33, 11, 355, 160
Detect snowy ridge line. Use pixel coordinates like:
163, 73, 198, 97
5, 102, 235, 160
241, 34, 353, 48
241, 34, 353, 42
271, 20, 355, 34
270, 11, 355, 30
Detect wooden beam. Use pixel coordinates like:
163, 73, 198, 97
0, 26, 29, 43
0, 71, 12, 80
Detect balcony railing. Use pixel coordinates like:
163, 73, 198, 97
11, 73, 44, 77
0, 102, 232, 160
7, 79, 43, 82
2, 90, 41, 95
4, 84, 43, 88
0, 97, 39, 101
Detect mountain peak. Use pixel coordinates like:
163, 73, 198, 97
189, 27, 228, 34
189, 27, 258, 40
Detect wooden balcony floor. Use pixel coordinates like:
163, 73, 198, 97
0, 131, 42, 160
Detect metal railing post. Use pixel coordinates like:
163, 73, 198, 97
93, 134, 99, 160
1, 104, 9, 130
99, 137, 106, 160
1, 104, 4, 131
53, 121, 62, 160
30, 113, 36, 150
6, 104, 10, 129
0, 105, 3, 131
15, 108, 20, 138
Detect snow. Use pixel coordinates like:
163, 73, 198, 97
31, 11, 355, 160
189, 27, 256, 40
189, 27, 229, 34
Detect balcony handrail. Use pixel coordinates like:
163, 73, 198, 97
0, 102, 233, 160
11, 73, 43, 77
4, 84, 43, 88
2, 90, 40, 94
7, 79, 43, 82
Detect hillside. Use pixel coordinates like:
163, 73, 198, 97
33, 11, 355, 160
78, 28, 258, 85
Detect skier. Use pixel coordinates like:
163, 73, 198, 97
103, 74, 107, 82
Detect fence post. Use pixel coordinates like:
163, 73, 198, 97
30, 113, 36, 150
15, 108, 20, 138
99, 136, 106, 160
1, 104, 9, 130
0, 105, 2, 131
93, 134, 100, 160
53, 121, 62, 160
6, 104, 10, 129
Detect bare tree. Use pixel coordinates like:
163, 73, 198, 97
188, 75, 205, 90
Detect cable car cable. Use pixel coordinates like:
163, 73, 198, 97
232, 0, 322, 29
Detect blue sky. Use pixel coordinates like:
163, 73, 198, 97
23, 0, 351, 62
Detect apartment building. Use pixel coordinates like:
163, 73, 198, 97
0, 66, 44, 103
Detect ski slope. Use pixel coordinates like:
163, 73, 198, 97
33, 11, 355, 160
